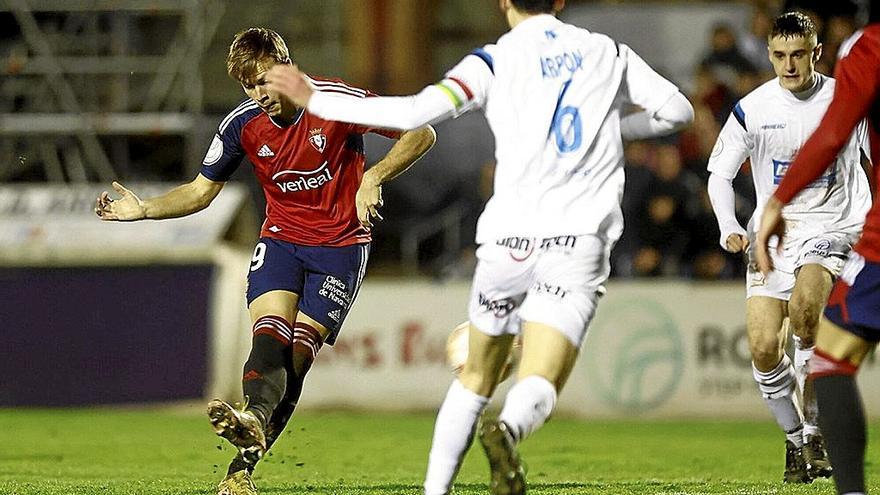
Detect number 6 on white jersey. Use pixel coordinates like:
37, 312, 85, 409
550, 79, 583, 153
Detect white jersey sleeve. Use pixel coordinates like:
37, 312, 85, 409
706, 109, 752, 247
440, 45, 496, 115
707, 111, 752, 180
306, 46, 496, 130
619, 44, 680, 115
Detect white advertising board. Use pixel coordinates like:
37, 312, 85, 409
0, 183, 248, 264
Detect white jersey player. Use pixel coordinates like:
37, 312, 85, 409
267, 1, 693, 494
707, 12, 871, 484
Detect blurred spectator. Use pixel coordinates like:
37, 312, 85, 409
738, 8, 775, 75
692, 63, 735, 124
679, 103, 722, 179
612, 142, 654, 277
630, 144, 696, 277
701, 23, 758, 89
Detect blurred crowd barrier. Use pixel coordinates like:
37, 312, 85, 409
0, 183, 254, 406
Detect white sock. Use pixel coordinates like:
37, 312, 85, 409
498, 375, 557, 444
423, 380, 488, 495
792, 336, 812, 393
753, 355, 804, 447
793, 336, 820, 439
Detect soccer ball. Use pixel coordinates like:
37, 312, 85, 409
445, 321, 520, 382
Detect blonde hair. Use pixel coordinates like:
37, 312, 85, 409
226, 28, 291, 83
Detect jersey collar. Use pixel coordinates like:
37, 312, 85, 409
777, 73, 826, 103
269, 107, 305, 129
511, 13, 562, 34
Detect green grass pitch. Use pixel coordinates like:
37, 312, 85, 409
2, 407, 879, 494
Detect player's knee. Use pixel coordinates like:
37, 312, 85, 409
748, 337, 783, 371
788, 299, 822, 339
809, 348, 860, 379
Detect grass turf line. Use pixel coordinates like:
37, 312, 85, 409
1, 407, 878, 494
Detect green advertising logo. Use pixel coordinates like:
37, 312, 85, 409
585, 298, 684, 413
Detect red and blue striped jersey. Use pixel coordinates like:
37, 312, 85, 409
200, 76, 400, 247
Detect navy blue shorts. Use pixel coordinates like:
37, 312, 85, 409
246, 238, 370, 345
824, 255, 880, 342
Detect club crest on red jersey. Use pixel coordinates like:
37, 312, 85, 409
308, 127, 327, 153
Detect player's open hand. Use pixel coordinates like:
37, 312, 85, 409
355, 172, 384, 230
755, 197, 786, 276
95, 181, 147, 221
266, 64, 313, 108
725, 233, 750, 253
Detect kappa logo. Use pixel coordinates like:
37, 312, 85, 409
308, 127, 327, 153
258, 144, 275, 157
478, 293, 517, 318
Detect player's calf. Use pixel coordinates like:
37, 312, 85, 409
812, 347, 867, 493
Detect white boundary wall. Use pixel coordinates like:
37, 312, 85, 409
211, 275, 880, 419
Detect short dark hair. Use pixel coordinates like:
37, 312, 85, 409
226, 28, 291, 83
510, 0, 556, 14
769, 12, 818, 41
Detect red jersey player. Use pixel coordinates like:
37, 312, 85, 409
95, 28, 435, 495
755, 15, 880, 495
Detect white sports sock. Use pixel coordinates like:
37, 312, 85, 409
423, 380, 488, 495
498, 375, 557, 444
793, 335, 813, 393
793, 336, 820, 439
753, 355, 804, 447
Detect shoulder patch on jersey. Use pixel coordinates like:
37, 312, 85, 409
203, 134, 223, 166
711, 138, 724, 158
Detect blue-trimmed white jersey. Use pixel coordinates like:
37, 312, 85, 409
437, 14, 680, 243
708, 74, 871, 237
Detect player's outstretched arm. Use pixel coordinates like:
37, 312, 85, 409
266, 65, 458, 131
620, 92, 694, 140
357, 125, 437, 228
95, 174, 224, 221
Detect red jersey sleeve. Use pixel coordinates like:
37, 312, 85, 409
774, 29, 880, 204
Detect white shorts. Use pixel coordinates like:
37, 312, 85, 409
746, 231, 856, 300
467, 234, 611, 347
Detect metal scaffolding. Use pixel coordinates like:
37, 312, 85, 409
0, 0, 224, 182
